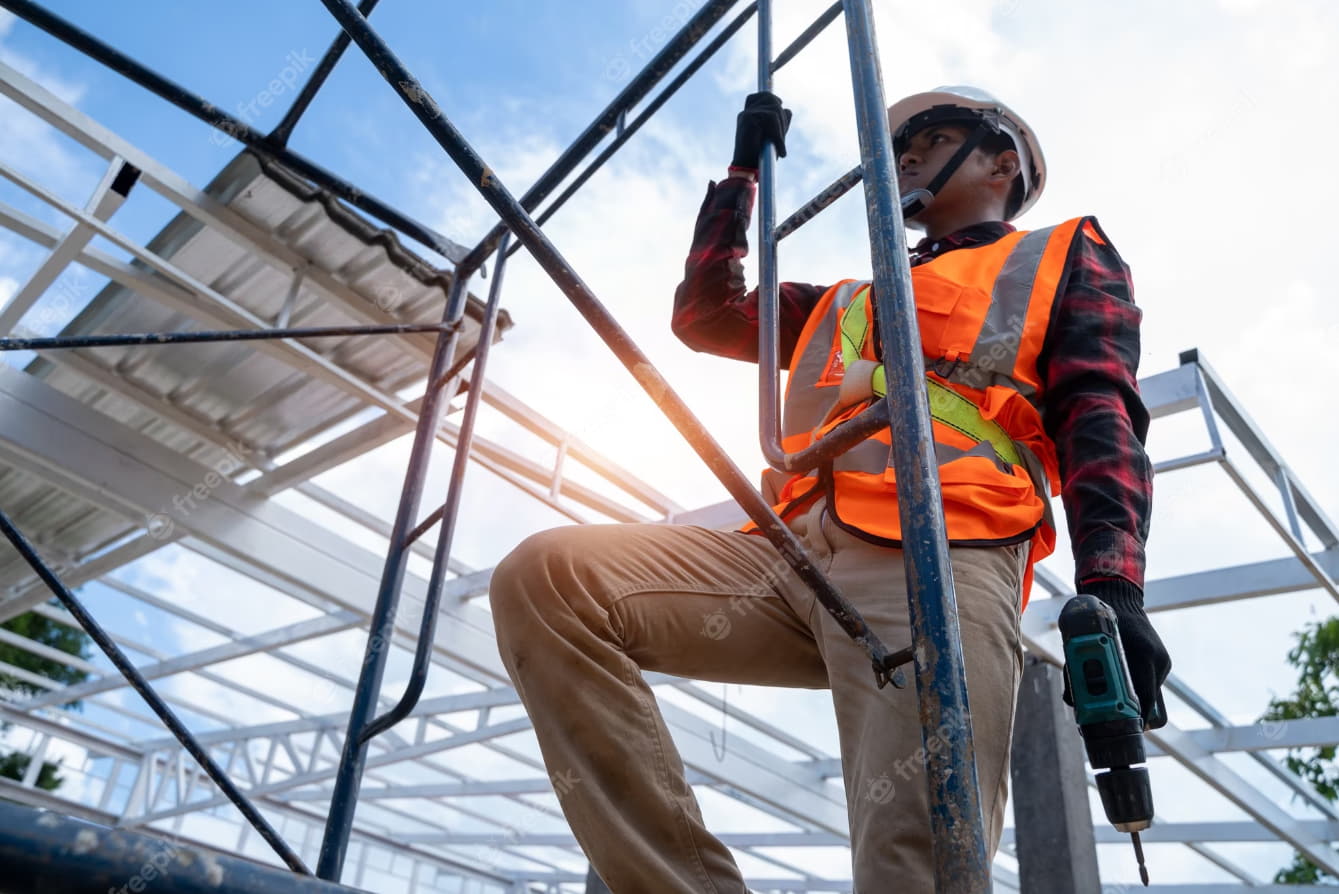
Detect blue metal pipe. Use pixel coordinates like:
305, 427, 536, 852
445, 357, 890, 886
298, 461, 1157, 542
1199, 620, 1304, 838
754, 4, 891, 476
755, 0, 788, 473
359, 234, 512, 745
316, 272, 473, 880
508, 2, 761, 257
458, 0, 744, 274
0, 510, 309, 874
775, 163, 863, 241
0, 802, 358, 894
770, 1, 843, 72
268, 0, 381, 147
316, 0, 909, 686
839, 0, 991, 889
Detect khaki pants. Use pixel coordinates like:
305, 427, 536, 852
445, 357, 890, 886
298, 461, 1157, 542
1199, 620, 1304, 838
489, 499, 1027, 893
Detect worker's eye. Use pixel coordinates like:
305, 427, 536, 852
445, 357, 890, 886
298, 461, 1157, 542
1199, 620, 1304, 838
930, 132, 950, 144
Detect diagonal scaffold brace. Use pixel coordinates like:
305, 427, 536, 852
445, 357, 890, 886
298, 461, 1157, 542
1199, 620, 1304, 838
312, 0, 931, 881
0, 510, 312, 875
0, 0, 995, 886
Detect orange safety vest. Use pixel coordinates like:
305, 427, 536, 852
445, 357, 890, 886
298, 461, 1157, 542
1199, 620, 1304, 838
755, 217, 1093, 608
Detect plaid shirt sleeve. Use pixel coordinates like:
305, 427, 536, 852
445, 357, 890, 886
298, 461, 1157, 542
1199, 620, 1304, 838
1039, 218, 1154, 598
672, 175, 826, 367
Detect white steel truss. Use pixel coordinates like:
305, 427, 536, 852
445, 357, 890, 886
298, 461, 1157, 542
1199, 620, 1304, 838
0, 35, 1335, 894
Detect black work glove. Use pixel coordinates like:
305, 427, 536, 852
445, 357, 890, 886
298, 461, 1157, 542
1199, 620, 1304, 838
732, 91, 793, 168
1065, 581, 1171, 730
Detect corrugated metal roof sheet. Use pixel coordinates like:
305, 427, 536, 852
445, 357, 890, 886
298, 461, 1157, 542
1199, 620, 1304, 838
1, 150, 509, 587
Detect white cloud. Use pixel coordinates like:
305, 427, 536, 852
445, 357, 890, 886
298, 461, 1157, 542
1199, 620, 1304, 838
0, 17, 90, 181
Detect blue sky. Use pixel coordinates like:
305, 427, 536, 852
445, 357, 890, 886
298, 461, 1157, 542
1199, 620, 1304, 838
2, 0, 1339, 887
4, 0, 730, 251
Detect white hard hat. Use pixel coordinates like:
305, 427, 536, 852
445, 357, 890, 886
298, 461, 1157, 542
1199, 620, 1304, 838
886, 86, 1046, 219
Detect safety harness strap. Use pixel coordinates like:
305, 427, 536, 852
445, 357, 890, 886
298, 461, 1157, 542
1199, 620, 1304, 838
835, 293, 1022, 468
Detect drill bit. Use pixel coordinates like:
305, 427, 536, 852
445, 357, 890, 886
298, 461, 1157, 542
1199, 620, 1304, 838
1132, 831, 1149, 886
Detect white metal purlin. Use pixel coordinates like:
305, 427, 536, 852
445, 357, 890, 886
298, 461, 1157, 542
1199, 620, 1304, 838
0, 56, 676, 529
0, 61, 449, 361
0, 155, 131, 334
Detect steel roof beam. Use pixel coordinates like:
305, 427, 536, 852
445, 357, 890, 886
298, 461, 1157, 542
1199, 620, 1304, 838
0, 529, 167, 612
20, 609, 361, 710
0, 163, 433, 431
0, 363, 506, 676
0, 154, 135, 333
126, 716, 535, 827
1001, 819, 1339, 845
0, 200, 660, 534
1022, 546, 1339, 630
137, 688, 522, 751
0, 223, 647, 535
1187, 351, 1339, 549
0, 366, 850, 839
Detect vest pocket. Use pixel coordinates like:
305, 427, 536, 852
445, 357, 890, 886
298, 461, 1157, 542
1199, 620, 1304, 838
910, 271, 989, 362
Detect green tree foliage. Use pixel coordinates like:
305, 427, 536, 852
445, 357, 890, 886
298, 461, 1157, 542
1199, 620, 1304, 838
1261, 616, 1339, 884
0, 609, 92, 698
0, 750, 64, 791
0, 605, 94, 793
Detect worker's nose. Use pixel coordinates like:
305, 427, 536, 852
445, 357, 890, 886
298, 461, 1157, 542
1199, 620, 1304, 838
899, 152, 919, 171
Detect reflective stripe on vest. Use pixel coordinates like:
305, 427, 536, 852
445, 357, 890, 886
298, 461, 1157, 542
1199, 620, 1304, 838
835, 295, 1022, 468
766, 218, 1088, 606
781, 280, 867, 440
953, 224, 1056, 399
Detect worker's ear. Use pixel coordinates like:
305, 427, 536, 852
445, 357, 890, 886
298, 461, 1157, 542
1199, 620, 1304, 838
990, 149, 1020, 183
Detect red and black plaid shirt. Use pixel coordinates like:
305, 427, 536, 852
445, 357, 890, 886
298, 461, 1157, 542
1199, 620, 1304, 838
672, 174, 1153, 599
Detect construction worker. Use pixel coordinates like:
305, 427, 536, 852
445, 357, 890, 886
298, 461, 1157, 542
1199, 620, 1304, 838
489, 87, 1171, 892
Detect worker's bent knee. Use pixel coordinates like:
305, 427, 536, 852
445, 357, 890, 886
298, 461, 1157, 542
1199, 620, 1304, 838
490, 526, 623, 676
489, 525, 598, 622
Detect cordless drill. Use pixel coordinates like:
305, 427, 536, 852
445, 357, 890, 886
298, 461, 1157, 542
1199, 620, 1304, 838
1059, 594, 1165, 887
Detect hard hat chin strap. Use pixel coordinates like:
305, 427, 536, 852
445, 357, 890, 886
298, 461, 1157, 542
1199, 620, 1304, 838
900, 123, 990, 219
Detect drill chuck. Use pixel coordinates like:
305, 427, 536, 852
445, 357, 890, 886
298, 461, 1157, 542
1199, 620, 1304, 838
1097, 766, 1153, 832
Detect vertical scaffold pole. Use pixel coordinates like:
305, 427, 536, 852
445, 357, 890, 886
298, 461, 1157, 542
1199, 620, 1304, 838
755, 0, 785, 470
839, 0, 992, 889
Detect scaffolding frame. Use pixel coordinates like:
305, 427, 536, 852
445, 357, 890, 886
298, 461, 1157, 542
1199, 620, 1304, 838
0, 1, 1334, 892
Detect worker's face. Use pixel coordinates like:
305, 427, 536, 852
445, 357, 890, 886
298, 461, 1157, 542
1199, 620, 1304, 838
897, 124, 1015, 230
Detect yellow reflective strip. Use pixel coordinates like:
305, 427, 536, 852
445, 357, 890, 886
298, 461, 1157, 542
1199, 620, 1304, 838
837, 288, 1020, 468
838, 286, 871, 370
926, 378, 1021, 467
